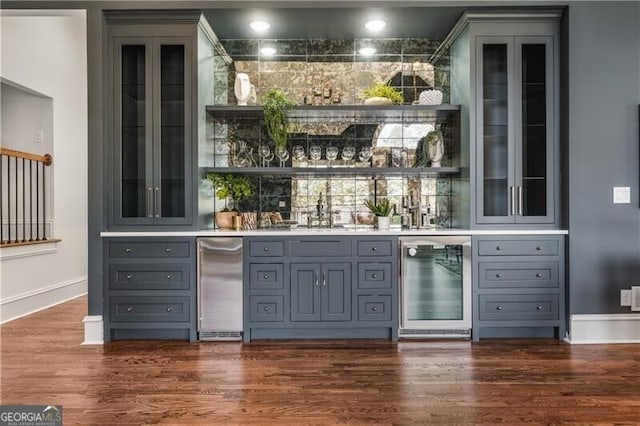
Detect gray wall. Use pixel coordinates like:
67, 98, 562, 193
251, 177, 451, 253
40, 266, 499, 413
567, 2, 640, 314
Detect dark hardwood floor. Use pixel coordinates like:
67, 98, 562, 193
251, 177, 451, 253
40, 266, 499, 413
1, 297, 639, 425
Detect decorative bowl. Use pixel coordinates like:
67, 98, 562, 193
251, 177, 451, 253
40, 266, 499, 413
418, 89, 443, 105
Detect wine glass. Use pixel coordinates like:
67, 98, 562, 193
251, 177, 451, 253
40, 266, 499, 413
358, 146, 372, 166
292, 145, 306, 166
275, 146, 289, 167
326, 145, 338, 167
309, 145, 322, 167
341, 146, 355, 167
258, 145, 273, 167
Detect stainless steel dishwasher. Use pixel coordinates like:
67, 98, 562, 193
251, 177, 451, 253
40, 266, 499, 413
197, 237, 243, 340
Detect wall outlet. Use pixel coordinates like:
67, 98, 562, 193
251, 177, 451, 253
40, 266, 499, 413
613, 187, 631, 204
621, 289, 632, 306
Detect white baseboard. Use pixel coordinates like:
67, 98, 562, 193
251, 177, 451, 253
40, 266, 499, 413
0, 276, 87, 323
569, 314, 640, 344
82, 315, 104, 345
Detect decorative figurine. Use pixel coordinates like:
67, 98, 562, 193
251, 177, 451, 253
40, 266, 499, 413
234, 73, 251, 106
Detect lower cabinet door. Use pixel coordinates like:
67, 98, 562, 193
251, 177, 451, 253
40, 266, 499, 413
290, 263, 321, 321
110, 296, 190, 322
321, 263, 352, 322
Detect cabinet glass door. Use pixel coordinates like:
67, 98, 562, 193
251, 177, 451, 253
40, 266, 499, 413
118, 42, 152, 222
158, 44, 186, 219
477, 38, 514, 223
517, 38, 553, 222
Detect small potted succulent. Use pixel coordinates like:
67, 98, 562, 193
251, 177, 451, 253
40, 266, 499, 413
362, 82, 404, 105
206, 173, 255, 229
364, 198, 392, 230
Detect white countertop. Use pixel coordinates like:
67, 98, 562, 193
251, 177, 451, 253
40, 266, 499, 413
101, 228, 568, 237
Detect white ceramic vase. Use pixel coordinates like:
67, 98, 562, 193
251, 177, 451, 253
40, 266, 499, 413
234, 73, 251, 106
376, 216, 391, 231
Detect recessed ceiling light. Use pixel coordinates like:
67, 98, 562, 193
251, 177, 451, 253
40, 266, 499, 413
260, 47, 277, 56
365, 19, 386, 32
249, 20, 271, 32
359, 47, 376, 56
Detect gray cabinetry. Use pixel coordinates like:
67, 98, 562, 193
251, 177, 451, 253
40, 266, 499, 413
447, 11, 562, 229
244, 236, 398, 341
105, 12, 216, 229
472, 235, 565, 340
104, 237, 196, 341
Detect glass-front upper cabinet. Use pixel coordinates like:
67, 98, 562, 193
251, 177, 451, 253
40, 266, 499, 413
476, 36, 555, 225
113, 37, 192, 226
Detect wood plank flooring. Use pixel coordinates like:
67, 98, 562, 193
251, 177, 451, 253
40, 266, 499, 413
1, 296, 639, 425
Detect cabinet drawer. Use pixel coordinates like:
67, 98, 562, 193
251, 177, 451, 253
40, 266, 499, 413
109, 241, 191, 258
289, 240, 351, 257
110, 296, 190, 322
358, 263, 392, 289
249, 241, 284, 257
249, 295, 284, 322
357, 240, 392, 257
477, 239, 559, 256
249, 264, 284, 290
478, 262, 558, 289
358, 295, 392, 321
478, 294, 558, 321
109, 264, 190, 290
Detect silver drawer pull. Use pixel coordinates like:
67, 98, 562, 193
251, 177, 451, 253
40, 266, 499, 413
536, 305, 543, 311
372, 306, 378, 312
264, 274, 269, 279
536, 273, 543, 278
125, 248, 132, 253
264, 306, 270, 312
263, 247, 269, 252
536, 246, 542, 251
315, 271, 319, 287
372, 246, 377, 251
496, 273, 502, 278
126, 274, 133, 280
165, 248, 172, 253
127, 306, 133, 312
165, 274, 172, 279
372, 274, 377, 279
496, 246, 502, 251
496, 306, 503, 311
167, 307, 173, 312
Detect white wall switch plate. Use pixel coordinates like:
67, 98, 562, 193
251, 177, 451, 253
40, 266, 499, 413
621, 289, 632, 306
613, 187, 631, 204
34, 129, 44, 143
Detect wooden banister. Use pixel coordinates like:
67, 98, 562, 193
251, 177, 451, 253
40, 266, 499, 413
0, 148, 52, 166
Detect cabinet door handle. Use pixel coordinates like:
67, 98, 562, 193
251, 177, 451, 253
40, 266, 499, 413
496, 305, 503, 311
264, 306, 270, 312
125, 274, 133, 280
315, 271, 319, 286
322, 272, 326, 287
167, 307, 173, 312
496, 273, 502, 278
536, 246, 542, 251
165, 274, 172, 279
372, 306, 378, 312
496, 246, 502, 251
517, 186, 523, 216
154, 187, 160, 218
263, 247, 269, 252
536, 305, 543, 311
372, 274, 377, 279
126, 306, 133, 312
125, 248, 132, 254
165, 247, 172, 253
372, 246, 377, 251
263, 274, 269, 279
536, 273, 543, 278
509, 186, 515, 216
147, 187, 153, 218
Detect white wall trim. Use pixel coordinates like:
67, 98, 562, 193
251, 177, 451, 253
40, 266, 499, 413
0, 240, 60, 261
0, 277, 87, 323
569, 314, 640, 344
82, 315, 104, 345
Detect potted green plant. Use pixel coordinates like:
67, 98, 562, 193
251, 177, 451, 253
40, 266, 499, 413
362, 81, 404, 105
364, 198, 392, 230
262, 89, 295, 153
206, 173, 255, 229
